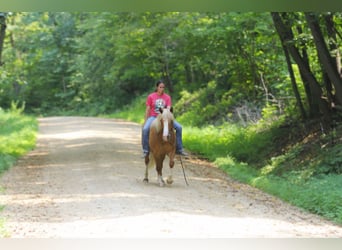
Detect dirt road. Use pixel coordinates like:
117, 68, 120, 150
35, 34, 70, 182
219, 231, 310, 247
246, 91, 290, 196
0, 116, 341, 238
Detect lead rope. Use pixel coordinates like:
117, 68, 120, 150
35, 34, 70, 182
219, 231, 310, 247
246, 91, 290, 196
179, 155, 189, 186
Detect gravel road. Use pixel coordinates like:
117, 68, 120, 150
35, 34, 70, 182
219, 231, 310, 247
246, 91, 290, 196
0, 116, 341, 238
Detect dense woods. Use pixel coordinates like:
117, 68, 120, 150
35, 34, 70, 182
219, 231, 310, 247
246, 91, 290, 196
0, 12, 340, 127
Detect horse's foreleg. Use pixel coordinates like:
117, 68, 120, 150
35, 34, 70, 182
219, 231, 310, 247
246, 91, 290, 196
157, 174, 165, 187
166, 155, 175, 185
166, 168, 173, 184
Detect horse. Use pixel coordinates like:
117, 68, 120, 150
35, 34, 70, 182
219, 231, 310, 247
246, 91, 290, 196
143, 107, 176, 187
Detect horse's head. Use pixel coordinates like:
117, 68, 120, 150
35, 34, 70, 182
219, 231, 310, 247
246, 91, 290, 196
159, 108, 174, 142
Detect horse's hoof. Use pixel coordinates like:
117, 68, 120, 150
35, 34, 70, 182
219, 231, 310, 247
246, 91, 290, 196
158, 180, 165, 187
166, 178, 173, 185
143, 178, 149, 183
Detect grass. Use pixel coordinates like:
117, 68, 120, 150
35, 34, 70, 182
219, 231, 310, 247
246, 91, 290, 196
0, 109, 38, 174
104, 94, 146, 124
183, 123, 277, 164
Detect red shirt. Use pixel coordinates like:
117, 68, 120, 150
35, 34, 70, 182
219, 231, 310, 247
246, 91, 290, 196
146, 92, 172, 117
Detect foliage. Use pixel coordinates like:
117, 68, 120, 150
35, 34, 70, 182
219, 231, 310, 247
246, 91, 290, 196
0, 12, 341, 124
0, 12, 289, 119
0, 109, 38, 174
105, 94, 147, 124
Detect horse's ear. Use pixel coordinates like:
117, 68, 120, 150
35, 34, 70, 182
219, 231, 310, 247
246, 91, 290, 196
159, 107, 163, 114
170, 107, 173, 113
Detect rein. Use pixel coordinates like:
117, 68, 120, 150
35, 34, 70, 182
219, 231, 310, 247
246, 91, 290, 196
179, 155, 189, 186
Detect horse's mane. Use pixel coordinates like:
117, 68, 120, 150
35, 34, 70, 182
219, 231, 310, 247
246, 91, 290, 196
152, 108, 174, 133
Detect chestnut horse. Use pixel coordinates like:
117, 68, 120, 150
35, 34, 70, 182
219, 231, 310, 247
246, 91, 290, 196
143, 108, 176, 187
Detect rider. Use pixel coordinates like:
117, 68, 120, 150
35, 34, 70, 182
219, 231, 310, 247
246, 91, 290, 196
142, 80, 187, 157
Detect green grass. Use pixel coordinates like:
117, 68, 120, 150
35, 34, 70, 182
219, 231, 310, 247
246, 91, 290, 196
182, 120, 281, 164
104, 94, 146, 124
0, 109, 38, 174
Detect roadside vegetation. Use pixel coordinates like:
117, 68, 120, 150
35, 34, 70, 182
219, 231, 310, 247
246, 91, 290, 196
0, 104, 38, 175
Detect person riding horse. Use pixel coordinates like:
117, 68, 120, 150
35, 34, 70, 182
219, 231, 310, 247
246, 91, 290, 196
141, 80, 187, 158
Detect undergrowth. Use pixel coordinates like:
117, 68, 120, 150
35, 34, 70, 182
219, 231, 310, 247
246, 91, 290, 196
105, 94, 146, 124
0, 106, 38, 174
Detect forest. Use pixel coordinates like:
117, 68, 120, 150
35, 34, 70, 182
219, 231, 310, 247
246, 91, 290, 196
0, 12, 340, 121
0, 12, 341, 224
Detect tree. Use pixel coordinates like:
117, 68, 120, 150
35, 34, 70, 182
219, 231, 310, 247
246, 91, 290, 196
3, 11, 339, 126
271, 12, 330, 120
305, 12, 342, 109
0, 12, 6, 66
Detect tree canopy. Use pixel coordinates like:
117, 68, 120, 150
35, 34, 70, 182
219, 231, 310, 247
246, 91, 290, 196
0, 12, 341, 128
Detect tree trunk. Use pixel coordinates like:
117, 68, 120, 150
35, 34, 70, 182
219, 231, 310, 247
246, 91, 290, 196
283, 44, 307, 119
296, 23, 316, 116
271, 12, 329, 118
324, 13, 341, 77
162, 42, 174, 94
305, 12, 342, 107
271, 14, 307, 118
162, 62, 174, 94
0, 13, 7, 66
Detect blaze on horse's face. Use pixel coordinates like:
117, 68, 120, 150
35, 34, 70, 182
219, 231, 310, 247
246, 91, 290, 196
159, 108, 174, 142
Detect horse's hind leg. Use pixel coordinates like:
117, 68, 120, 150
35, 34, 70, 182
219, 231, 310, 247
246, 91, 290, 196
156, 156, 166, 187
143, 154, 149, 183
144, 166, 149, 183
